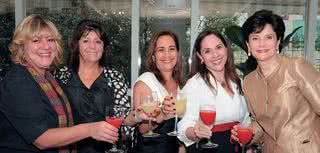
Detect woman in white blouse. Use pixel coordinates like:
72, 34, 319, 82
177, 30, 251, 153
132, 30, 185, 153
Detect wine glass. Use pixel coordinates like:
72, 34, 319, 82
167, 91, 187, 136
237, 123, 253, 153
199, 104, 218, 148
105, 106, 124, 153
141, 92, 160, 137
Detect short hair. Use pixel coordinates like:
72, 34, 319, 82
68, 19, 110, 72
191, 30, 243, 94
242, 9, 286, 50
9, 14, 63, 67
145, 30, 184, 86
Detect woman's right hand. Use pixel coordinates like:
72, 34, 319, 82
88, 121, 119, 144
134, 106, 150, 121
194, 120, 212, 139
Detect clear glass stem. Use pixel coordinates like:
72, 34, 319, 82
148, 118, 152, 134
242, 145, 246, 153
173, 114, 178, 132
110, 144, 117, 151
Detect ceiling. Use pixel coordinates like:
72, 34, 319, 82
0, 0, 310, 17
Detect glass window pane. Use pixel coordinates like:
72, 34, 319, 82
199, 0, 306, 76
315, 4, 320, 71
0, 0, 15, 78
140, 0, 191, 75
26, 0, 132, 83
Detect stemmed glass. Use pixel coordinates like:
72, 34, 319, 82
105, 107, 124, 153
237, 123, 253, 153
199, 104, 219, 148
141, 92, 160, 137
167, 91, 187, 136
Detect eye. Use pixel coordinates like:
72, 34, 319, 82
169, 47, 177, 52
266, 35, 274, 40
82, 39, 88, 43
251, 37, 258, 41
156, 48, 165, 52
96, 40, 102, 44
47, 38, 55, 42
201, 49, 211, 54
216, 44, 224, 50
31, 37, 39, 43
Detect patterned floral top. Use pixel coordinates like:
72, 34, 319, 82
54, 66, 134, 135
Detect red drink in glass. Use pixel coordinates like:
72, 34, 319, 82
200, 111, 216, 125
237, 128, 253, 144
106, 117, 123, 129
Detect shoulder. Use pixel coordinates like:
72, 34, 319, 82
103, 67, 127, 81
243, 70, 257, 83
3, 65, 31, 86
53, 66, 72, 84
183, 73, 203, 90
136, 72, 156, 81
1, 65, 40, 99
134, 72, 155, 89
243, 69, 259, 90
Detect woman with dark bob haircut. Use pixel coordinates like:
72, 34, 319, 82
55, 19, 146, 153
231, 10, 320, 153
178, 30, 250, 153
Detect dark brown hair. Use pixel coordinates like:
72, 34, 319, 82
191, 30, 243, 94
145, 30, 184, 86
68, 19, 110, 72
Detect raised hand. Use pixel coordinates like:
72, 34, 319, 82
88, 121, 119, 144
162, 95, 176, 115
194, 120, 212, 139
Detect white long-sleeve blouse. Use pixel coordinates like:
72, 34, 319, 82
177, 73, 251, 146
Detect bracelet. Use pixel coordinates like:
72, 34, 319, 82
133, 110, 142, 123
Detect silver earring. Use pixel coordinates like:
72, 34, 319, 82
248, 51, 251, 56
277, 49, 280, 54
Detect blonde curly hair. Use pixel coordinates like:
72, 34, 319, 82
9, 14, 63, 67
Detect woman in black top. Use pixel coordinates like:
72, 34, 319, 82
0, 15, 119, 153
54, 19, 143, 153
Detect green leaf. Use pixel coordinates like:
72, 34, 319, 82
281, 26, 303, 52
225, 25, 247, 52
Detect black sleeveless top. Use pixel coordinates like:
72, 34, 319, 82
133, 118, 179, 153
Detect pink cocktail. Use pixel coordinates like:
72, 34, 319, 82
200, 111, 216, 125
106, 117, 123, 128
199, 104, 218, 148
237, 127, 253, 144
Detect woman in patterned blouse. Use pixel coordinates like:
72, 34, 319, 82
54, 19, 143, 153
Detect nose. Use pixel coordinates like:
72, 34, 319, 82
89, 41, 96, 49
211, 50, 218, 57
258, 39, 265, 47
40, 39, 50, 49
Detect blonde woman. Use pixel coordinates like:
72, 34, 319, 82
0, 15, 119, 153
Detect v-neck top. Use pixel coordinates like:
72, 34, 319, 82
177, 73, 251, 146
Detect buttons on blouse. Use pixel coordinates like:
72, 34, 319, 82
86, 91, 92, 97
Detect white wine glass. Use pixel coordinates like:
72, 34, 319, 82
167, 91, 187, 136
141, 92, 160, 137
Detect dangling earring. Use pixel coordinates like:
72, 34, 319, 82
152, 55, 155, 62
277, 49, 280, 54
248, 51, 251, 56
